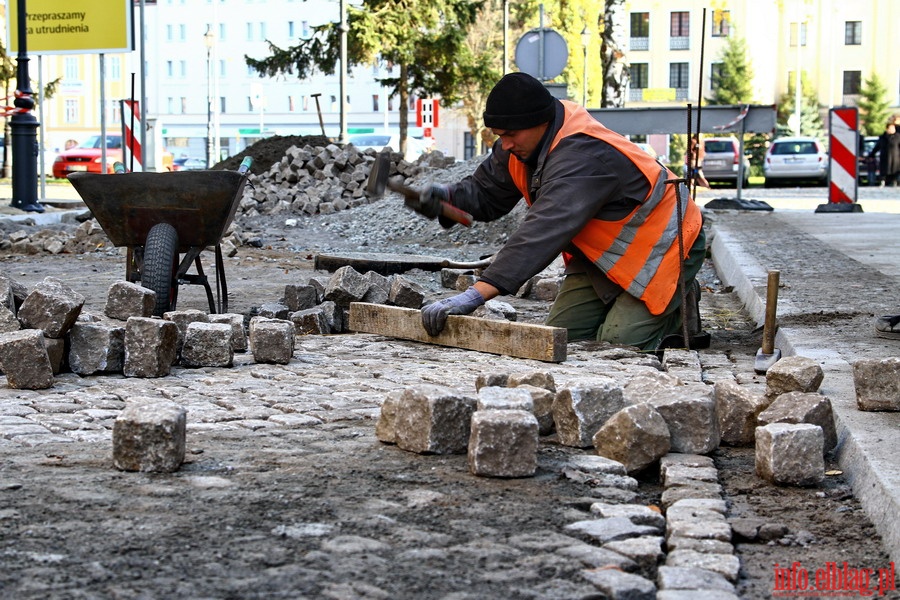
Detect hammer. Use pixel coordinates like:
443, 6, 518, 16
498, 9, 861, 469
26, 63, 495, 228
365, 151, 473, 227
311, 93, 326, 137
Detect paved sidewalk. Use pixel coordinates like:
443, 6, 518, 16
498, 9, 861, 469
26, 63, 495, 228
707, 202, 900, 565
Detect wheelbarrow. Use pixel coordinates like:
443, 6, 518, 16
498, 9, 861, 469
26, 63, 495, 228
68, 158, 252, 316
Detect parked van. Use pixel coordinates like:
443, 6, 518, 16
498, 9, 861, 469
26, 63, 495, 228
701, 137, 750, 187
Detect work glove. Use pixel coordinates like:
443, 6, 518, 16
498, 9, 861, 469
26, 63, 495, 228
410, 184, 451, 219
421, 286, 485, 336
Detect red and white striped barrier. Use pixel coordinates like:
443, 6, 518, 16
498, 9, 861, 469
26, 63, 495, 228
827, 107, 858, 205
120, 99, 143, 171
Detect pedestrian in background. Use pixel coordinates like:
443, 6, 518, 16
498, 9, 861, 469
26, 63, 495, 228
686, 135, 710, 189
409, 72, 705, 351
871, 119, 900, 187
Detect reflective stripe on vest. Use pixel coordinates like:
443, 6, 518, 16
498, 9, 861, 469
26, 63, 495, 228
508, 100, 702, 315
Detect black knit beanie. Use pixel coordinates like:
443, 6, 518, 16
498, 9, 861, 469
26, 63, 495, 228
483, 72, 555, 130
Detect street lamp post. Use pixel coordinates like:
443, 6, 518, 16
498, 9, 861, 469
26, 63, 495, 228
581, 26, 590, 107
10, 0, 42, 213
204, 27, 215, 168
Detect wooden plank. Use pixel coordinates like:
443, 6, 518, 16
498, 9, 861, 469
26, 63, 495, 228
348, 302, 567, 363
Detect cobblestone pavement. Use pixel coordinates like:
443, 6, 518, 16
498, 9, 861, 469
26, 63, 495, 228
1, 181, 897, 598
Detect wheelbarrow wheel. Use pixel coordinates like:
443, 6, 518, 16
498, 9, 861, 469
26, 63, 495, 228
143, 223, 179, 316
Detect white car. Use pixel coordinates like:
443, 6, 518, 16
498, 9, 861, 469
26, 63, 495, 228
763, 137, 828, 187
348, 132, 431, 162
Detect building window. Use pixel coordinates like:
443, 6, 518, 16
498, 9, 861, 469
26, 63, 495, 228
288, 21, 295, 39
790, 22, 807, 47
670, 11, 689, 50
106, 56, 122, 79
246, 22, 254, 41
302, 95, 309, 111
259, 22, 266, 39
166, 61, 174, 77
65, 99, 79, 124
372, 94, 379, 112
843, 70, 861, 95
712, 10, 730, 37
710, 62, 723, 88
301, 21, 310, 39
630, 12, 649, 51
330, 95, 337, 111
219, 23, 226, 40
218, 60, 226, 78
166, 24, 173, 41
631, 12, 649, 37
64, 57, 79, 80
167, 97, 174, 113
178, 24, 186, 41
180, 97, 187, 114
247, 96, 254, 111
669, 63, 691, 92
845, 21, 862, 45
670, 11, 689, 37
288, 95, 295, 112
630, 63, 649, 88
219, 97, 226, 114
180, 60, 187, 77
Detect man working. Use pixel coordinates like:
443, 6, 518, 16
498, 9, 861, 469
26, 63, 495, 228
413, 72, 706, 351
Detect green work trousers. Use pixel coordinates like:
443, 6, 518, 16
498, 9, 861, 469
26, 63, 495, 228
546, 228, 706, 351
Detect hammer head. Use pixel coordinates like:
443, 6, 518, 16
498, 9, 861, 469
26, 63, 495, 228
365, 150, 391, 199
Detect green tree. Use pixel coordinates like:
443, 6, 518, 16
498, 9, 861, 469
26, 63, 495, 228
857, 73, 891, 136
245, 0, 491, 155
459, 0, 538, 152
776, 72, 824, 139
707, 34, 754, 106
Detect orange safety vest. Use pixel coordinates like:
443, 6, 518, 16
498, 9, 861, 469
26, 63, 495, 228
508, 100, 701, 315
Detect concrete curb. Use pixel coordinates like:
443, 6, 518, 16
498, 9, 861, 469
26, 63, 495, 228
710, 222, 900, 565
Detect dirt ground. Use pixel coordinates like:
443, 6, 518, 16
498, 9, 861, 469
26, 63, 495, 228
1, 135, 897, 598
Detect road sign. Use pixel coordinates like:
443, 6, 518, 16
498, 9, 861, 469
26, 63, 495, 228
514, 28, 568, 81
6, 0, 132, 54
820, 107, 861, 211
416, 99, 439, 129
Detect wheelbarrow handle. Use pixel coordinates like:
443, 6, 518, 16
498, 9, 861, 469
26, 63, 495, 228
238, 156, 253, 175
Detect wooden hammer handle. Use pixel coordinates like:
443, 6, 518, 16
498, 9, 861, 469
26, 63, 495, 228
762, 270, 780, 354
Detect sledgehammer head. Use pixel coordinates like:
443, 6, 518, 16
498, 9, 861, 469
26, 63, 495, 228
365, 150, 391, 199
754, 347, 782, 374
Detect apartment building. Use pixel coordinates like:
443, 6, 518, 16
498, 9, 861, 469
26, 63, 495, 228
623, 0, 899, 112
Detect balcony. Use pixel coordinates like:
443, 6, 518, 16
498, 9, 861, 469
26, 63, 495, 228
670, 36, 690, 50
630, 37, 649, 51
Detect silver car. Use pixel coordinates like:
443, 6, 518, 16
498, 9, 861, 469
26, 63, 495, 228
763, 137, 828, 187
700, 137, 750, 187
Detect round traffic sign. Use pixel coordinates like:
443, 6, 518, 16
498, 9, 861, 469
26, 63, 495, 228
514, 28, 568, 81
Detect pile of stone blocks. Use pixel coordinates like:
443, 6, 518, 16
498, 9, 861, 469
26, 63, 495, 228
0, 258, 441, 388
377, 351, 835, 489
238, 143, 455, 219
274, 265, 427, 335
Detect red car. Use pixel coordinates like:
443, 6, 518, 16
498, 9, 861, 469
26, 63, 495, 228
52, 134, 123, 178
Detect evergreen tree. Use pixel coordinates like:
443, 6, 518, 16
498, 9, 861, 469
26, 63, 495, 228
707, 34, 754, 106
857, 73, 891, 136
776, 72, 824, 139
245, 0, 491, 154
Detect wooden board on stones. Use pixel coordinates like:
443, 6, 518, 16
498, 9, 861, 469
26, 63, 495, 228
348, 302, 567, 363
314, 252, 452, 275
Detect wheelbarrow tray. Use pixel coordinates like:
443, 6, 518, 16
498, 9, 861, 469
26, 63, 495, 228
68, 170, 247, 251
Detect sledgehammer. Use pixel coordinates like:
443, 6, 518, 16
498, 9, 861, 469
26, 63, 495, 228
365, 151, 473, 227
754, 270, 782, 374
